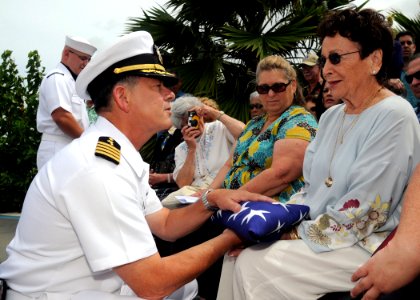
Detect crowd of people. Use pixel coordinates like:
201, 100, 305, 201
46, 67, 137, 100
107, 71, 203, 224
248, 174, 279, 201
0, 6, 419, 300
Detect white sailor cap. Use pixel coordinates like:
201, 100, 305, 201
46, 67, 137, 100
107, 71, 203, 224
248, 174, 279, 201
76, 31, 178, 100
65, 35, 97, 56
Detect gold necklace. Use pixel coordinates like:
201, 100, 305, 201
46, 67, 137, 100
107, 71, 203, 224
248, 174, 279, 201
325, 87, 383, 188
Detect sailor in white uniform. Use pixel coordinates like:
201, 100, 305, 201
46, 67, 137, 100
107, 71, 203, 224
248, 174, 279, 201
36, 35, 97, 169
0, 31, 268, 300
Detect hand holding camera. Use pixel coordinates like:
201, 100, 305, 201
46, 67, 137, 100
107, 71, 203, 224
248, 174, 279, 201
188, 111, 200, 129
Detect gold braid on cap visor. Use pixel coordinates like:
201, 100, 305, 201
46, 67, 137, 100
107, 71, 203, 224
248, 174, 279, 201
113, 64, 169, 75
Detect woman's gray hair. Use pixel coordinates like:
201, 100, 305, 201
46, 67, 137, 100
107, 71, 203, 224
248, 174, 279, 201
249, 91, 259, 101
170, 95, 203, 129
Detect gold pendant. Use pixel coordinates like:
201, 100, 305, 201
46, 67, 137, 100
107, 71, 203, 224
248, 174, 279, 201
325, 176, 333, 187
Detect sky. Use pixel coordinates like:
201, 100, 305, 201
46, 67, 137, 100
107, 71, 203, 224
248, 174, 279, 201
1, 0, 419, 75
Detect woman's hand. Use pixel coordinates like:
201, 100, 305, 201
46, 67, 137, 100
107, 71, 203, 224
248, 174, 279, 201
149, 171, 165, 186
181, 125, 200, 149
193, 105, 220, 123
207, 189, 273, 213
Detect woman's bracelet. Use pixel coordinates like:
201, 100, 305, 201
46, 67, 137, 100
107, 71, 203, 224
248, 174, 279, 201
167, 173, 171, 183
216, 111, 225, 121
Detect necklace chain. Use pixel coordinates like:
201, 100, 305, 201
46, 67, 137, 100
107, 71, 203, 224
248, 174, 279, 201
325, 86, 383, 188
339, 114, 359, 144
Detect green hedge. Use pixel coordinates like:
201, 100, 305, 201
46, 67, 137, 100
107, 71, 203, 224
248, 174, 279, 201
0, 50, 44, 213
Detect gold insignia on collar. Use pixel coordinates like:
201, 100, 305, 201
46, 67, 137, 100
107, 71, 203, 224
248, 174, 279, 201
95, 136, 121, 165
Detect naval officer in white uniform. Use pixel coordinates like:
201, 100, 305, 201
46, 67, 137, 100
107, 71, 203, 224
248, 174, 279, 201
36, 35, 97, 169
0, 31, 270, 300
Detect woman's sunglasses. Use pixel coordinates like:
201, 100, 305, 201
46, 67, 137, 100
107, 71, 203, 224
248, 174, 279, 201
318, 50, 359, 68
249, 103, 263, 109
256, 81, 291, 94
405, 71, 420, 84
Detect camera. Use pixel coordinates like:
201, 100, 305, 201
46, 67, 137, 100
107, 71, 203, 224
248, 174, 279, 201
188, 111, 199, 128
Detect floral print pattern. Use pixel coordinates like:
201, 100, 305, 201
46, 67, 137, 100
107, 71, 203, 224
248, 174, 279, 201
306, 194, 390, 250
223, 105, 317, 202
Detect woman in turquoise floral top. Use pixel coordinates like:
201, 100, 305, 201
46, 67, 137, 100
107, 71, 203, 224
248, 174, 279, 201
209, 55, 318, 202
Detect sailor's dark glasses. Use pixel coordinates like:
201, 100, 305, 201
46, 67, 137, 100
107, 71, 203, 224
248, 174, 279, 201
256, 81, 291, 94
319, 50, 359, 68
405, 71, 420, 84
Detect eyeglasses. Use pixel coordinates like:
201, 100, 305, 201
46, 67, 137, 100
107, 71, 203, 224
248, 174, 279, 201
400, 41, 413, 46
249, 103, 263, 109
319, 50, 360, 68
69, 50, 91, 62
405, 71, 420, 84
256, 81, 291, 94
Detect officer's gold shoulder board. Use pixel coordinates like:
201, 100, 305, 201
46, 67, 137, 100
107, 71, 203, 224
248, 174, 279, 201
95, 136, 121, 165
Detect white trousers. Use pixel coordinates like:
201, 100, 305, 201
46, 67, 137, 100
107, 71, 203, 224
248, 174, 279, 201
36, 134, 72, 169
216, 240, 370, 300
6, 280, 197, 300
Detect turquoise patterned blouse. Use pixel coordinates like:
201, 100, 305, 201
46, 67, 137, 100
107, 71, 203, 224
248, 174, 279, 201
223, 105, 317, 202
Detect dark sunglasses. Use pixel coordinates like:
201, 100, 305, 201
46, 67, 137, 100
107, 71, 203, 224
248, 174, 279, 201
318, 50, 359, 68
405, 71, 420, 84
256, 81, 291, 94
249, 103, 263, 109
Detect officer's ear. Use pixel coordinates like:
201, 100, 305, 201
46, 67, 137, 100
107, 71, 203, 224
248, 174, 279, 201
112, 83, 130, 113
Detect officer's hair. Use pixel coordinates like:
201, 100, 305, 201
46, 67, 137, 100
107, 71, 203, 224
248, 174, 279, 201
94, 75, 139, 113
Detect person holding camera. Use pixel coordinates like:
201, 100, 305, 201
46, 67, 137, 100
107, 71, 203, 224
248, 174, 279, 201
161, 95, 244, 208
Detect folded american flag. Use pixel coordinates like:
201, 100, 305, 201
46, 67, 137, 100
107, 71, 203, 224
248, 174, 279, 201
211, 201, 310, 243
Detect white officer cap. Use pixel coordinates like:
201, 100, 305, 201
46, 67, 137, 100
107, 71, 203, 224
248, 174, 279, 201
65, 35, 97, 56
76, 31, 178, 100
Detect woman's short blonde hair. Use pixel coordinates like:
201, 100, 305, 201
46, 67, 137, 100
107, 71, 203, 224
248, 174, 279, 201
256, 55, 297, 84
199, 97, 220, 110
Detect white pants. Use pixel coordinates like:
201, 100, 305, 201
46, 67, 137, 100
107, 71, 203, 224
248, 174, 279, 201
6, 280, 198, 300
216, 240, 370, 300
36, 134, 72, 169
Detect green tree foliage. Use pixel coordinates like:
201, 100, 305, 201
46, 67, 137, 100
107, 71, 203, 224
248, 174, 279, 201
0, 50, 44, 212
125, 0, 353, 123
125, 0, 354, 161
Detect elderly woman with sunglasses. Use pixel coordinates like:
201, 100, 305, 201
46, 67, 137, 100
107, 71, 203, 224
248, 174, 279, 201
216, 9, 420, 300
208, 55, 317, 203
